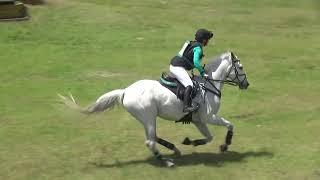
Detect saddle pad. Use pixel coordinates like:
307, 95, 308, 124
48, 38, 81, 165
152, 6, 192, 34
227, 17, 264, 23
160, 77, 177, 87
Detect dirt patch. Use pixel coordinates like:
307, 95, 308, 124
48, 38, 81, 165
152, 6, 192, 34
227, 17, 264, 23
229, 112, 260, 120
86, 71, 123, 78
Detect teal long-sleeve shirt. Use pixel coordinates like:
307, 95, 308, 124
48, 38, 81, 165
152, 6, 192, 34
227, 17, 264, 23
193, 46, 205, 76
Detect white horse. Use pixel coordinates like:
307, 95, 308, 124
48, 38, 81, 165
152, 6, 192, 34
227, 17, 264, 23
59, 51, 249, 167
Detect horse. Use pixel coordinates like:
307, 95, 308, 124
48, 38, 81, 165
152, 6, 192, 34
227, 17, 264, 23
58, 51, 249, 167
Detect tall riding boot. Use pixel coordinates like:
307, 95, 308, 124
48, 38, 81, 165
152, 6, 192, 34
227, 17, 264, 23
183, 86, 198, 113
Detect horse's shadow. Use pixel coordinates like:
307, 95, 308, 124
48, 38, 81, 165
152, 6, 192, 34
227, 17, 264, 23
90, 150, 273, 168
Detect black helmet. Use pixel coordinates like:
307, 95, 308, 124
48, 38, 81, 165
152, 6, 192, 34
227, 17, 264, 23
195, 28, 214, 43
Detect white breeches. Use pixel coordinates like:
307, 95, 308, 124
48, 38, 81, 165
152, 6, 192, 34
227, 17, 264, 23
169, 65, 193, 87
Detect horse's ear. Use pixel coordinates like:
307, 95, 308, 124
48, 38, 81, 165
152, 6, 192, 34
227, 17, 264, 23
230, 52, 235, 60
230, 52, 240, 61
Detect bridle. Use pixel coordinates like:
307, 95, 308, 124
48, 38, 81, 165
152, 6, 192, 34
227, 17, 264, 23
224, 59, 248, 86
199, 59, 248, 98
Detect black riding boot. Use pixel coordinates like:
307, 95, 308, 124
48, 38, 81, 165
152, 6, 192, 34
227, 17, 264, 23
183, 86, 198, 113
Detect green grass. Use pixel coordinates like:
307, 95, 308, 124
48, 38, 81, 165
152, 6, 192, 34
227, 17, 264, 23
0, 0, 319, 179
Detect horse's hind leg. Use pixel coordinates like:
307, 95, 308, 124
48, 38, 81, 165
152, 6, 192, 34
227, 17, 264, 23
144, 121, 175, 167
157, 137, 181, 156
125, 104, 175, 167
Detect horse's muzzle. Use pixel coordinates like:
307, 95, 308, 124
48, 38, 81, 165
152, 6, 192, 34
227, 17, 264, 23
240, 81, 249, 90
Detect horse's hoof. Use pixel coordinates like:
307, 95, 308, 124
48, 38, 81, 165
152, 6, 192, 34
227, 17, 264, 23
163, 158, 175, 167
220, 144, 228, 152
165, 160, 175, 167
182, 137, 192, 145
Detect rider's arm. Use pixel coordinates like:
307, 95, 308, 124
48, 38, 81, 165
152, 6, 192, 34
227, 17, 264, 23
193, 46, 205, 76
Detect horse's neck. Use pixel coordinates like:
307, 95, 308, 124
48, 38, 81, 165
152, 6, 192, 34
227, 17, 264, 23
200, 59, 231, 115
211, 60, 230, 91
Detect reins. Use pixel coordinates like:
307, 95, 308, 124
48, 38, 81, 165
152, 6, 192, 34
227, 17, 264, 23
198, 59, 248, 98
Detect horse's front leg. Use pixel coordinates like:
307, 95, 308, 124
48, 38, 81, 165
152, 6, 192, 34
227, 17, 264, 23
207, 114, 234, 152
182, 121, 213, 146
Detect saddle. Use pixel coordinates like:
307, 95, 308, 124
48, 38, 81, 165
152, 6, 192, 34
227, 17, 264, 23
159, 72, 197, 101
159, 72, 198, 124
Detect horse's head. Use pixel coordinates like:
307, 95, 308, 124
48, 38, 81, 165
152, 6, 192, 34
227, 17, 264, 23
226, 52, 250, 89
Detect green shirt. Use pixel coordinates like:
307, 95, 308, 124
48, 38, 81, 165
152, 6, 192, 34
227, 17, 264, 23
193, 46, 205, 76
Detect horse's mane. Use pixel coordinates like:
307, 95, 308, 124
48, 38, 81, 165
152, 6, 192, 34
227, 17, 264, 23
204, 55, 223, 73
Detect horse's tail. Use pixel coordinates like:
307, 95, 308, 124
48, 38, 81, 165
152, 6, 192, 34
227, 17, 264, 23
58, 89, 125, 114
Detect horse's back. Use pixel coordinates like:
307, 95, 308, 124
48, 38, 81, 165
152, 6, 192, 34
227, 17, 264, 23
122, 80, 185, 121
123, 80, 175, 103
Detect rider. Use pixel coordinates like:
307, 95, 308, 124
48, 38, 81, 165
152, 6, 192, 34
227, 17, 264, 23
169, 28, 213, 113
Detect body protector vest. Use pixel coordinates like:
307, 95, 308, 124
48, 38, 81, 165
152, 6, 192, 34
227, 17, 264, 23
170, 41, 204, 70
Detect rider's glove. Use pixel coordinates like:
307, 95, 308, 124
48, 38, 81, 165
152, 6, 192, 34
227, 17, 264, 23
203, 74, 209, 79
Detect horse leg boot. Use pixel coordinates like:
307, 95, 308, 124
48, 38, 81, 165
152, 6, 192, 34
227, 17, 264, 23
157, 137, 181, 156
220, 125, 234, 152
183, 86, 198, 113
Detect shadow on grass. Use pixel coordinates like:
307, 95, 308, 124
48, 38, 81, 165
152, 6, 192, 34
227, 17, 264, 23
229, 112, 261, 120
90, 150, 273, 168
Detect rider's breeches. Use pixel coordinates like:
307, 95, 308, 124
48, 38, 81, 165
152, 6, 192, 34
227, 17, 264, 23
169, 65, 193, 87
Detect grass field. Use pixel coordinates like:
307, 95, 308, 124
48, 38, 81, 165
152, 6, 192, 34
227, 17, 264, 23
0, 0, 320, 179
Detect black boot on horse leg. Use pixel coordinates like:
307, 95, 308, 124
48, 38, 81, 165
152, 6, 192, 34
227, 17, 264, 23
157, 137, 181, 156
220, 130, 233, 152
183, 86, 198, 113
182, 137, 208, 146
